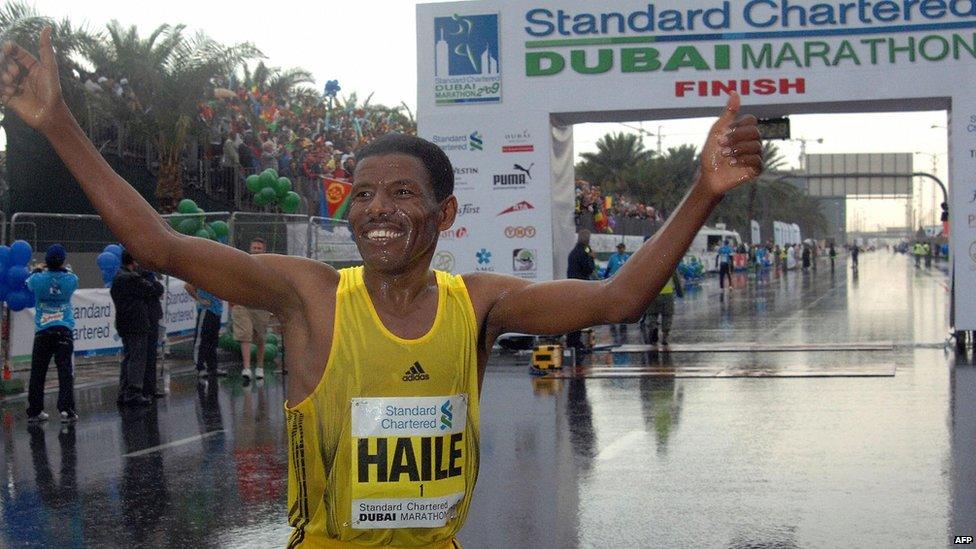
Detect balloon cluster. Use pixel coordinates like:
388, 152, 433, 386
218, 331, 280, 361
96, 244, 124, 287
170, 199, 230, 243
323, 79, 341, 99
246, 169, 301, 213
0, 240, 36, 311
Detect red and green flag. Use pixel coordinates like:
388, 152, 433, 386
320, 177, 353, 219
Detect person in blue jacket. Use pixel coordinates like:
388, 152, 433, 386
25, 244, 79, 423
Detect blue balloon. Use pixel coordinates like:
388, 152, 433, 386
0, 283, 8, 302
0, 246, 10, 267
7, 289, 33, 311
10, 240, 32, 266
96, 252, 119, 270
104, 244, 123, 258
6, 265, 29, 288
101, 270, 116, 287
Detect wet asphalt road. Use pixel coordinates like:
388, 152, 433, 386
1, 251, 972, 548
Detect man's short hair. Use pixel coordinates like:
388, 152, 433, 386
355, 134, 454, 202
250, 237, 266, 245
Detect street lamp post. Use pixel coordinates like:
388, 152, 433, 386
790, 137, 824, 170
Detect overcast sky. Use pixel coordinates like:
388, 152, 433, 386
16, 0, 952, 230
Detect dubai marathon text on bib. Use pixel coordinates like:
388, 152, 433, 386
351, 394, 468, 529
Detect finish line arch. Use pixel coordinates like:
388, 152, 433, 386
416, 0, 976, 329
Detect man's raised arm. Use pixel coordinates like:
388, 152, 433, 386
478, 93, 762, 337
0, 28, 303, 314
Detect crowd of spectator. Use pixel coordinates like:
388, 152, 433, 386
197, 81, 414, 208
575, 179, 662, 233
77, 69, 415, 214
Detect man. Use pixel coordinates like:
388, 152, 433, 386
566, 229, 596, 352
25, 244, 79, 423
851, 243, 860, 270
604, 242, 630, 278
641, 267, 684, 347
829, 242, 837, 272
231, 237, 273, 380
186, 282, 224, 377
604, 242, 632, 341
716, 239, 734, 290
142, 269, 165, 398
0, 30, 762, 546
111, 251, 160, 406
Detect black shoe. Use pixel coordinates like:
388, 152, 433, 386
123, 395, 152, 406
153, 390, 167, 398
214, 368, 228, 377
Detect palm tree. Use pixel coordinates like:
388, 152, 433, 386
577, 132, 653, 192
0, 2, 99, 127
84, 21, 261, 211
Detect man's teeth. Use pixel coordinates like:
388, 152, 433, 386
367, 229, 403, 240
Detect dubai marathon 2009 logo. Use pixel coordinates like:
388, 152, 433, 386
434, 13, 501, 105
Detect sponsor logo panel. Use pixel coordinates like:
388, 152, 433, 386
504, 226, 537, 239
512, 248, 537, 279
440, 227, 470, 240
502, 130, 535, 153
498, 201, 535, 216
433, 14, 501, 105
433, 251, 456, 272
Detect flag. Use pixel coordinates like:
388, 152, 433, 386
594, 209, 609, 233
320, 177, 353, 219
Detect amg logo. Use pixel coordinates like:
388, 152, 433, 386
402, 361, 429, 382
493, 174, 527, 187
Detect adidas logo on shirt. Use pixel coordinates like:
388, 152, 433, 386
402, 361, 430, 382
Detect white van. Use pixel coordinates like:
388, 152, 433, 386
687, 226, 744, 272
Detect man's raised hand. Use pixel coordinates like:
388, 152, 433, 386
1, 26, 66, 133
698, 92, 763, 196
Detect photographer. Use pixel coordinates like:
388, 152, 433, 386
25, 244, 80, 423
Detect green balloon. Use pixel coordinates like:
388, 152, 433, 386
274, 177, 292, 198
177, 199, 198, 214
204, 224, 217, 240
179, 217, 202, 234
258, 187, 278, 205
194, 228, 210, 239
281, 191, 301, 214
263, 344, 279, 362
218, 332, 236, 351
264, 332, 279, 346
168, 217, 182, 231
211, 220, 229, 238
259, 169, 278, 189
246, 174, 263, 193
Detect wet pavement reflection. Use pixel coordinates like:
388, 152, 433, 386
0, 252, 972, 548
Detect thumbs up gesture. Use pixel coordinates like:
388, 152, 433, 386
1, 26, 68, 134
698, 92, 763, 196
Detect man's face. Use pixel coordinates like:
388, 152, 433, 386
249, 241, 266, 254
348, 154, 456, 274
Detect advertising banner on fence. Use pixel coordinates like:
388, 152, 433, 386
9, 277, 227, 362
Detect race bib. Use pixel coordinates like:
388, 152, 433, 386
350, 394, 468, 529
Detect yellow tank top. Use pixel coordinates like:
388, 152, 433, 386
285, 267, 480, 548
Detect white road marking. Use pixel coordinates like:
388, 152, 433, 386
122, 430, 225, 458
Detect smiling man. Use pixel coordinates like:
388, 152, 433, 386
1, 29, 762, 548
